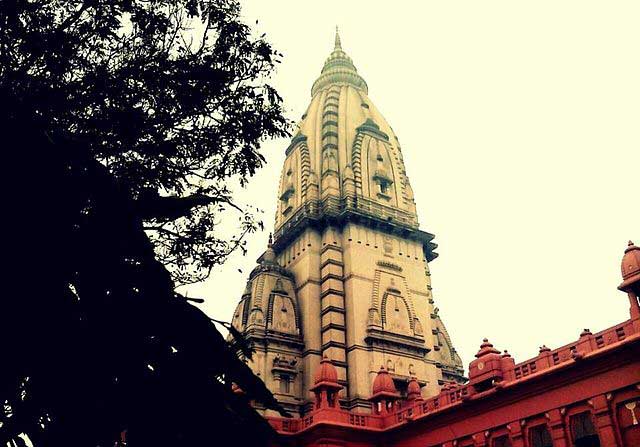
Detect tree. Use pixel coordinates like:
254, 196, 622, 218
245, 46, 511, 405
0, 1, 290, 446
1, 108, 288, 446
0, 0, 290, 285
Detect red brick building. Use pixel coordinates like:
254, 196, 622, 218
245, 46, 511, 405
265, 241, 640, 447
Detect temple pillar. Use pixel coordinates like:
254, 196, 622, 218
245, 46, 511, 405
593, 394, 620, 447
618, 241, 640, 332
628, 292, 640, 333
547, 409, 568, 447
319, 390, 328, 409
319, 229, 348, 390
508, 421, 525, 447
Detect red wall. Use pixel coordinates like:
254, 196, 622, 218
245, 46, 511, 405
268, 320, 640, 447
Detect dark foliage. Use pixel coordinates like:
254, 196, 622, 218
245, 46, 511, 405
0, 89, 287, 447
0, 1, 291, 446
0, 0, 291, 285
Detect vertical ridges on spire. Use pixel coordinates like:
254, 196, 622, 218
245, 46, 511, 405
334, 26, 342, 50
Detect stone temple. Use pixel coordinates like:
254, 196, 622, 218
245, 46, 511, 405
229, 31, 640, 447
230, 30, 464, 415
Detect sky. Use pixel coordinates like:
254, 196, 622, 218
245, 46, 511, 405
183, 0, 640, 369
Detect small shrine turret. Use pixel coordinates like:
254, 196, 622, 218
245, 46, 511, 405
369, 366, 400, 415
468, 338, 503, 393
406, 377, 423, 402
618, 241, 640, 330
309, 356, 342, 409
228, 234, 303, 414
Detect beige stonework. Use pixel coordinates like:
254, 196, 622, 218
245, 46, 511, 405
230, 30, 464, 416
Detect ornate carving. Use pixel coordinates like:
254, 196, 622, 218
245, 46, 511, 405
376, 260, 402, 272
356, 118, 389, 141
381, 292, 413, 335
386, 359, 395, 372
272, 354, 299, 373
368, 307, 381, 327
249, 260, 294, 281
383, 235, 393, 255
351, 131, 365, 195
249, 306, 264, 326
414, 318, 424, 336
285, 133, 307, 156
371, 270, 382, 310
322, 147, 339, 173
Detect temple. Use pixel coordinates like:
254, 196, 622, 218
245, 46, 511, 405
230, 29, 464, 415
261, 240, 640, 446
229, 31, 640, 446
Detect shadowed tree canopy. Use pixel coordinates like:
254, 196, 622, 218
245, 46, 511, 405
0, 1, 291, 446
1, 0, 290, 285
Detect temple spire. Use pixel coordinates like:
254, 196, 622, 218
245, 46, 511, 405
311, 27, 368, 96
334, 26, 342, 50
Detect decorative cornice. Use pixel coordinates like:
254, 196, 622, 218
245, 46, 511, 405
365, 328, 429, 355
272, 198, 437, 262
320, 288, 345, 299
321, 340, 347, 351
285, 133, 308, 156
346, 343, 428, 361
245, 331, 304, 350
249, 262, 295, 281
321, 306, 346, 316
302, 348, 323, 357
356, 118, 389, 141
321, 258, 344, 269
320, 272, 343, 283
322, 322, 346, 332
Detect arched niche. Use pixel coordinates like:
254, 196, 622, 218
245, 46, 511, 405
267, 292, 300, 336
381, 291, 413, 337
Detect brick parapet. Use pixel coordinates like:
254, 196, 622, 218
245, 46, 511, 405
266, 319, 640, 447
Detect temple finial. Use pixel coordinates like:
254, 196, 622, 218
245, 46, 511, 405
334, 26, 342, 50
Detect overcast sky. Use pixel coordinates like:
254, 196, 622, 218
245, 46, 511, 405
183, 1, 640, 369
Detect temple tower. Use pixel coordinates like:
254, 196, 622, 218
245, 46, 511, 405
230, 30, 464, 414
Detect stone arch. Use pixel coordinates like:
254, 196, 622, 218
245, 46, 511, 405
231, 299, 245, 331
267, 291, 300, 335
367, 139, 396, 202
356, 135, 399, 206
381, 290, 414, 336
278, 152, 299, 216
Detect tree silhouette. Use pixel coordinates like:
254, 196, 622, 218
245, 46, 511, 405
1, 0, 290, 285
1, 1, 290, 446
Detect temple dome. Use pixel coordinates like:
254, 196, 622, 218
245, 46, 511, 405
619, 241, 640, 292
475, 338, 500, 358
372, 366, 398, 396
230, 244, 300, 337
261, 233, 277, 264
274, 29, 422, 243
468, 338, 504, 386
314, 356, 339, 384
311, 28, 368, 96
406, 377, 422, 401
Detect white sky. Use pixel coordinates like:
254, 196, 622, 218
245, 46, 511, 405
183, 0, 640, 370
